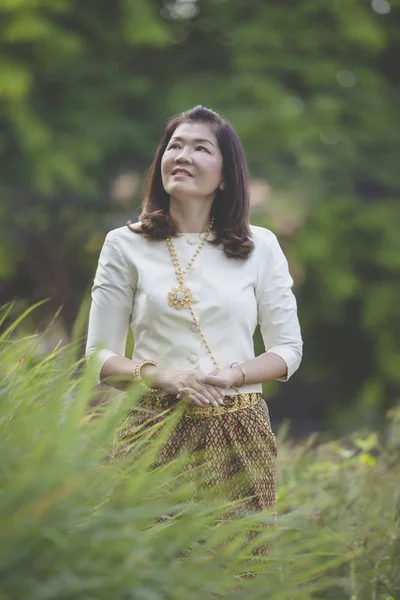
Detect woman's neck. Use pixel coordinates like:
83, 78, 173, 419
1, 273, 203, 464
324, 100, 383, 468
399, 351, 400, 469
169, 200, 213, 233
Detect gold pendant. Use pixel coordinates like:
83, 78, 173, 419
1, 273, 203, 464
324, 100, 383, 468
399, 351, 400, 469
168, 285, 193, 310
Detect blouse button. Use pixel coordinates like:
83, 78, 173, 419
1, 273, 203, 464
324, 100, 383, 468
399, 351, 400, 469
190, 323, 198, 332
187, 235, 198, 245
188, 354, 197, 364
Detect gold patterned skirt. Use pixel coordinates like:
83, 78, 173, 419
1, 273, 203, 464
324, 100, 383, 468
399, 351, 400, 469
111, 392, 277, 536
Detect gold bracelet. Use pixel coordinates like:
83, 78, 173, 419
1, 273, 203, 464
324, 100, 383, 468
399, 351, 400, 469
230, 362, 246, 388
133, 359, 159, 393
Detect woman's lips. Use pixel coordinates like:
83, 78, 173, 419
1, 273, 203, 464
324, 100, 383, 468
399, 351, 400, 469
171, 168, 193, 177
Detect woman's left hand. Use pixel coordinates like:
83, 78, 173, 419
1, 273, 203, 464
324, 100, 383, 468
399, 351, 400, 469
201, 367, 240, 394
177, 367, 238, 403
203, 367, 238, 393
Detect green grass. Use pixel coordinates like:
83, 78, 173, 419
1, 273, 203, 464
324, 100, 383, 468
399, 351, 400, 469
0, 303, 399, 599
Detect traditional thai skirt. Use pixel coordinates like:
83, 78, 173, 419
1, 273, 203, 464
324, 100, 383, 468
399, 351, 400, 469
111, 392, 277, 541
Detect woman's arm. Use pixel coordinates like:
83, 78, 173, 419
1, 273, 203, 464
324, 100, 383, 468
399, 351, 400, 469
100, 355, 226, 407
85, 231, 136, 384
255, 230, 303, 382
202, 230, 302, 395
98, 355, 138, 389
234, 351, 288, 383
201, 352, 287, 395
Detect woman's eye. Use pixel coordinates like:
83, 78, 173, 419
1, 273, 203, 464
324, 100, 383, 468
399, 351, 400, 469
197, 146, 210, 153
168, 143, 180, 150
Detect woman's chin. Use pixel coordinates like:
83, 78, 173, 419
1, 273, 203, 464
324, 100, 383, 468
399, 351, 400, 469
166, 179, 193, 192
166, 183, 217, 202
167, 183, 199, 200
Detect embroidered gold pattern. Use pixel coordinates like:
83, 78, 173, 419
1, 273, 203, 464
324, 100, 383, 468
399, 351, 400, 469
140, 391, 262, 418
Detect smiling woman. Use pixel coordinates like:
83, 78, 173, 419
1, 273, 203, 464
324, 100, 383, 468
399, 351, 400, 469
161, 122, 224, 235
162, 123, 223, 199
129, 106, 254, 258
85, 105, 303, 554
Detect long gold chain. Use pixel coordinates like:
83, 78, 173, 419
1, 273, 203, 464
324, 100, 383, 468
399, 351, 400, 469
167, 219, 213, 284
187, 305, 219, 370
166, 218, 220, 370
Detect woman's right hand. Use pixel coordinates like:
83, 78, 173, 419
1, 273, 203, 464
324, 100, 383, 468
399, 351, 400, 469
144, 367, 225, 407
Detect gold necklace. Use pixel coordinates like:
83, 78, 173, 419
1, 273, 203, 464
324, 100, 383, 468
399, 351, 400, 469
166, 217, 220, 370
166, 218, 214, 311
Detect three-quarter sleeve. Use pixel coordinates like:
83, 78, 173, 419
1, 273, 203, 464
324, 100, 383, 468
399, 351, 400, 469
85, 231, 136, 384
256, 231, 303, 381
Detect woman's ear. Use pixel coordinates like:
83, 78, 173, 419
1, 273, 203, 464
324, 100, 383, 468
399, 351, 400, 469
219, 181, 225, 191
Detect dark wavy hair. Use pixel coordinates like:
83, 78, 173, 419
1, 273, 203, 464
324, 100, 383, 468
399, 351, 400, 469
128, 105, 254, 259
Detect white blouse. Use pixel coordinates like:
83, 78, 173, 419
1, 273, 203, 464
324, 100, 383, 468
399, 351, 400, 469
85, 223, 303, 395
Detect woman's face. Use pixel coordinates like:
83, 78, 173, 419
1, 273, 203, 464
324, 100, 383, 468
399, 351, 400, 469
161, 122, 224, 202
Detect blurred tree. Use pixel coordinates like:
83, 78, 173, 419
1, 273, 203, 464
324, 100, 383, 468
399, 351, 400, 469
0, 0, 398, 427
0, 0, 173, 324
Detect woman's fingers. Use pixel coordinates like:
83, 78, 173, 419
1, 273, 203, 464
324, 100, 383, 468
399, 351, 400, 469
185, 379, 215, 405
176, 371, 227, 407
192, 373, 225, 405
196, 382, 224, 405
178, 385, 225, 407
182, 389, 210, 407
192, 383, 219, 406
204, 375, 228, 388
204, 383, 225, 404
196, 382, 225, 406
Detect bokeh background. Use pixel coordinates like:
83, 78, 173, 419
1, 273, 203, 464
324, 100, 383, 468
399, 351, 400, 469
1, 0, 399, 435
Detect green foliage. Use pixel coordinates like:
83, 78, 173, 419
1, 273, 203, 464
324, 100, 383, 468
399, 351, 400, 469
277, 423, 400, 599
292, 196, 400, 426
0, 0, 171, 194
1, 307, 400, 599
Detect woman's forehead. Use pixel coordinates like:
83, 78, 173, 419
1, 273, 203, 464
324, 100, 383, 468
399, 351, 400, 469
171, 122, 217, 145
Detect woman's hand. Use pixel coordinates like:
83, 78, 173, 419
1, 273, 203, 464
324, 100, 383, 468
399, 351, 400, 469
176, 367, 239, 407
202, 367, 240, 395
152, 368, 225, 407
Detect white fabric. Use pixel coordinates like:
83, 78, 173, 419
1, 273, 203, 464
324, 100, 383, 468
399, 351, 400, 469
85, 223, 303, 394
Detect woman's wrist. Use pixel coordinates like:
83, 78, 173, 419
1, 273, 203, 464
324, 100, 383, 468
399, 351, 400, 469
230, 363, 246, 388
140, 364, 168, 390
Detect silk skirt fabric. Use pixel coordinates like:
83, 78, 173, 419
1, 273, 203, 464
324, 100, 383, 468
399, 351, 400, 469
111, 392, 277, 554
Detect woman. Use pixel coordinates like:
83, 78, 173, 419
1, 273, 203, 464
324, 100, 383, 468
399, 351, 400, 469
86, 105, 302, 535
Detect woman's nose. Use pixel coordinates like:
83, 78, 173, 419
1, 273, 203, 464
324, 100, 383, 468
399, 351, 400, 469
174, 149, 192, 164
